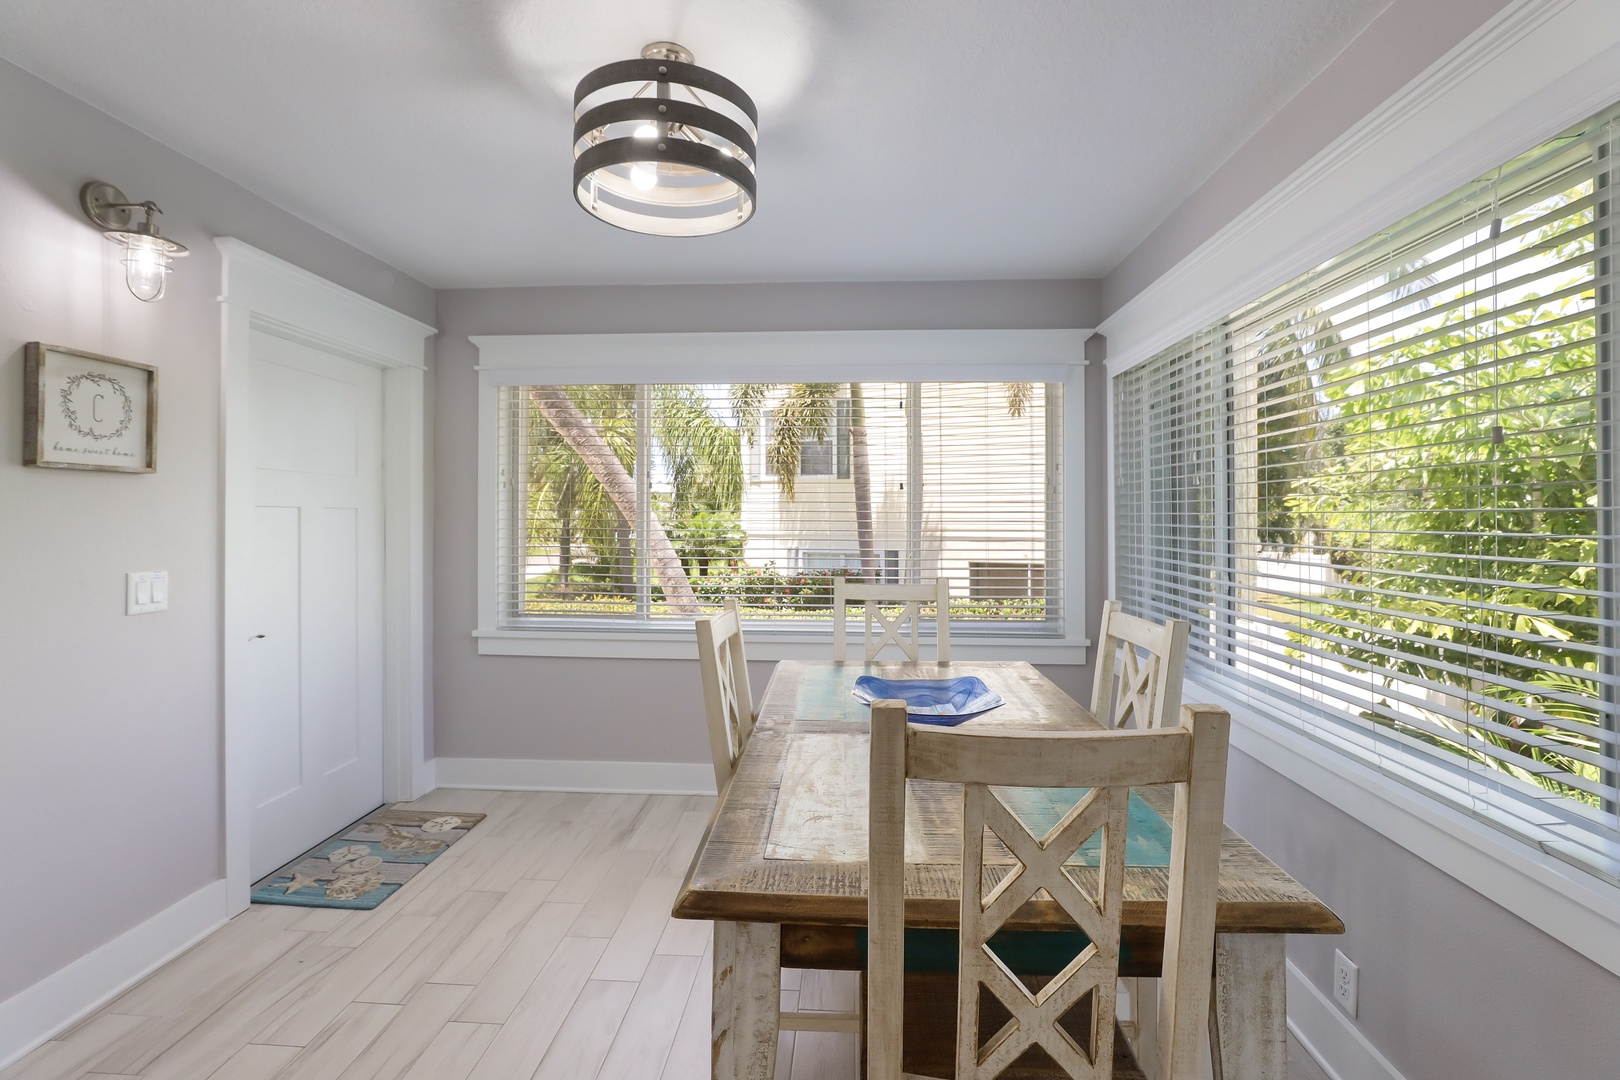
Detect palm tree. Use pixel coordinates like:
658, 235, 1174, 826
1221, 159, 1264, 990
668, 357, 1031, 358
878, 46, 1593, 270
528, 386, 702, 615
528, 386, 634, 592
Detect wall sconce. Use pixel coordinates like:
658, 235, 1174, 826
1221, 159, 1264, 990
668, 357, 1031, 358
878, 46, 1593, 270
80, 181, 189, 302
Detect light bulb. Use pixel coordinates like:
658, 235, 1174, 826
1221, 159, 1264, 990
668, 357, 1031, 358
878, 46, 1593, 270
634, 123, 658, 139
630, 162, 659, 191
123, 236, 171, 302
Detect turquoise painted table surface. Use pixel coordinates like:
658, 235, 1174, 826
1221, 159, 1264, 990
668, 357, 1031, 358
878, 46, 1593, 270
762, 663, 1174, 868
677, 659, 1344, 936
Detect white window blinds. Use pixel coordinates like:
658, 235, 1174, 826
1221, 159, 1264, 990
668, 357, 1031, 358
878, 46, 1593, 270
1115, 106, 1620, 881
499, 381, 1062, 634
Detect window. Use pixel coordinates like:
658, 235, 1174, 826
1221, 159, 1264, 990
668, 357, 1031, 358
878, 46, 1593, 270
1116, 107, 1620, 882
800, 548, 900, 581
497, 381, 1063, 634
764, 398, 851, 478
969, 561, 1047, 599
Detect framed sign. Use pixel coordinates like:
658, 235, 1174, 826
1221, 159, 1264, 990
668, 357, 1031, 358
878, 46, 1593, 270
24, 343, 156, 472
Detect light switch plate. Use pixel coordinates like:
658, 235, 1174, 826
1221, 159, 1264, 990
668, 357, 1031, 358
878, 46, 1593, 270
127, 571, 168, 615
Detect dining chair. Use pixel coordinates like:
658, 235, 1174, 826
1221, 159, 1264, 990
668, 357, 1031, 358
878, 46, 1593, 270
867, 700, 1231, 1080
694, 599, 864, 1038
696, 597, 755, 794
832, 577, 952, 662
1090, 600, 1190, 731
1089, 600, 1193, 1070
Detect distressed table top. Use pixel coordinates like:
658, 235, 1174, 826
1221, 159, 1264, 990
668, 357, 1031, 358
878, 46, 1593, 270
673, 660, 1344, 935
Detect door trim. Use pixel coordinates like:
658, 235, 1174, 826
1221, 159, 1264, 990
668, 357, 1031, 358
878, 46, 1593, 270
218, 238, 436, 913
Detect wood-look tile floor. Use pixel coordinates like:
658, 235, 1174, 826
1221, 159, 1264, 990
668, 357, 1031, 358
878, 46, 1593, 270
4, 789, 1331, 1080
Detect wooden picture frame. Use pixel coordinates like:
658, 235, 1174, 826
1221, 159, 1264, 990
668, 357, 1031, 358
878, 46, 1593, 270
23, 343, 157, 472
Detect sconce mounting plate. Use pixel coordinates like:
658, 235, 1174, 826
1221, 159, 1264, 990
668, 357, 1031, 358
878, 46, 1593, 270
81, 181, 134, 230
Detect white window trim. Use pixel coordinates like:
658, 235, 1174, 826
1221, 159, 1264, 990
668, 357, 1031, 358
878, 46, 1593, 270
1186, 676, 1620, 979
472, 328, 1092, 662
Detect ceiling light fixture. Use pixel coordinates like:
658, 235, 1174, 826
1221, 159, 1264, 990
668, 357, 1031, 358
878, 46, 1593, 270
81, 181, 189, 302
573, 42, 757, 236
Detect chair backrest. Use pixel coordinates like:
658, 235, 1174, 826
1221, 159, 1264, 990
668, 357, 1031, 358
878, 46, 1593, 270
867, 701, 1230, 1080
1090, 600, 1190, 731
832, 578, 952, 662
695, 598, 754, 792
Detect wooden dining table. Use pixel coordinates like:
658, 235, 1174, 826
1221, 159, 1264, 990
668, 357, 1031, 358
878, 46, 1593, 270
673, 660, 1343, 1079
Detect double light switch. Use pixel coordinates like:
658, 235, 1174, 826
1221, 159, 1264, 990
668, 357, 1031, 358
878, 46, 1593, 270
127, 571, 169, 615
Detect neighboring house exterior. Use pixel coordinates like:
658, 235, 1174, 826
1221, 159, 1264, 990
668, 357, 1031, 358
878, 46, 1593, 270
739, 382, 1055, 602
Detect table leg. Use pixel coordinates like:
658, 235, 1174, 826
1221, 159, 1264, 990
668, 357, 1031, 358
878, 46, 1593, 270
713, 921, 781, 1080
1212, 933, 1286, 1080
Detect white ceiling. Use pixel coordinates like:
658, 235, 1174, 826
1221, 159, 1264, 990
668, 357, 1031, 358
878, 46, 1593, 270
0, 0, 1389, 289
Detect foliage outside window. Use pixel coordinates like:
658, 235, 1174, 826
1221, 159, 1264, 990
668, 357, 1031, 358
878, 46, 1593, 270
1115, 107, 1620, 880
499, 381, 1062, 631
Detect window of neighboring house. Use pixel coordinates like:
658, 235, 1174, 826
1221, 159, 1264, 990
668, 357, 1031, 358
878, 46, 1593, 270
969, 561, 1047, 599
765, 398, 851, 478
801, 548, 902, 582
1114, 105, 1620, 884
497, 381, 1062, 633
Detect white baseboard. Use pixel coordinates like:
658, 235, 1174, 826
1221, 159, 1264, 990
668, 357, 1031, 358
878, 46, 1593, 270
0, 878, 230, 1071
1286, 959, 1407, 1080
433, 756, 717, 796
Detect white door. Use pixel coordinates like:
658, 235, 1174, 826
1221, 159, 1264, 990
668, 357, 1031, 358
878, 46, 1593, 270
244, 329, 385, 879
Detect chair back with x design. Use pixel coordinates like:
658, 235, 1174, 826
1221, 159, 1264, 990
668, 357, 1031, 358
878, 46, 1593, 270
1090, 600, 1190, 731
696, 597, 755, 793
867, 701, 1230, 1080
832, 578, 952, 663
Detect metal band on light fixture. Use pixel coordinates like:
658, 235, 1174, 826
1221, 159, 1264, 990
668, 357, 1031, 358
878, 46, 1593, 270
573, 42, 758, 236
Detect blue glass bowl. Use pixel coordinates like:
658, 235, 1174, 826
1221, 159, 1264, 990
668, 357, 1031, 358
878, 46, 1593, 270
851, 675, 1005, 725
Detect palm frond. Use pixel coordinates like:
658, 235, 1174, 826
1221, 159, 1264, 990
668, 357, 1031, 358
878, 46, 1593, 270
1005, 382, 1033, 417
768, 383, 839, 500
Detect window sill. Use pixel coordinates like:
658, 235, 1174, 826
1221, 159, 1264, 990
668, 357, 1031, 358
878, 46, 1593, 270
1184, 676, 1620, 979
473, 628, 1090, 664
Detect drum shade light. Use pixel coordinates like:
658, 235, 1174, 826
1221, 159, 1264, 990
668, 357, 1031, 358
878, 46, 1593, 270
573, 42, 757, 236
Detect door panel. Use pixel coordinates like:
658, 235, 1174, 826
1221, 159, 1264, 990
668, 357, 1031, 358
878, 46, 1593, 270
302, 506, 361, 776
246, 331, 384, 879
247, 505, 303, 806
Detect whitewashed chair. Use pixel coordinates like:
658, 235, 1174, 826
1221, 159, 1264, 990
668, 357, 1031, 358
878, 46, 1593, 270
832, 578, 952, 663
867, 701, 1230, 1080
1091, 600, 1190, 731
695, 598, 755, 794
1090, 600, 1193, 1068
694, 599, 863, 1037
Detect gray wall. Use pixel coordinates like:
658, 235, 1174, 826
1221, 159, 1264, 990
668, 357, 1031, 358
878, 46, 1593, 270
1100, 0, 1512, 318
1224, 750, 1620, 1079
431, 282, 1103, 764
0, 58, 432, 1004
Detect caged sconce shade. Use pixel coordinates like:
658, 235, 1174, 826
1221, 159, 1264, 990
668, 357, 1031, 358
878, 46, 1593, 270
81, 181, 189, 302
573, 42, 757, 236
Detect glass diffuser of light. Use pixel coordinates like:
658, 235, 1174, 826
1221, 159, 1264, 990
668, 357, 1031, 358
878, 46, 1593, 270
80, 182, 189, 302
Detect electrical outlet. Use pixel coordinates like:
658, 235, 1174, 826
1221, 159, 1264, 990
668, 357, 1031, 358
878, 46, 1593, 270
1333, 949, 1359, 1017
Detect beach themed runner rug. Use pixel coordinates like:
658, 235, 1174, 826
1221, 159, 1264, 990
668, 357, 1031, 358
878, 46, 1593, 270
251, 806, 486, 910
